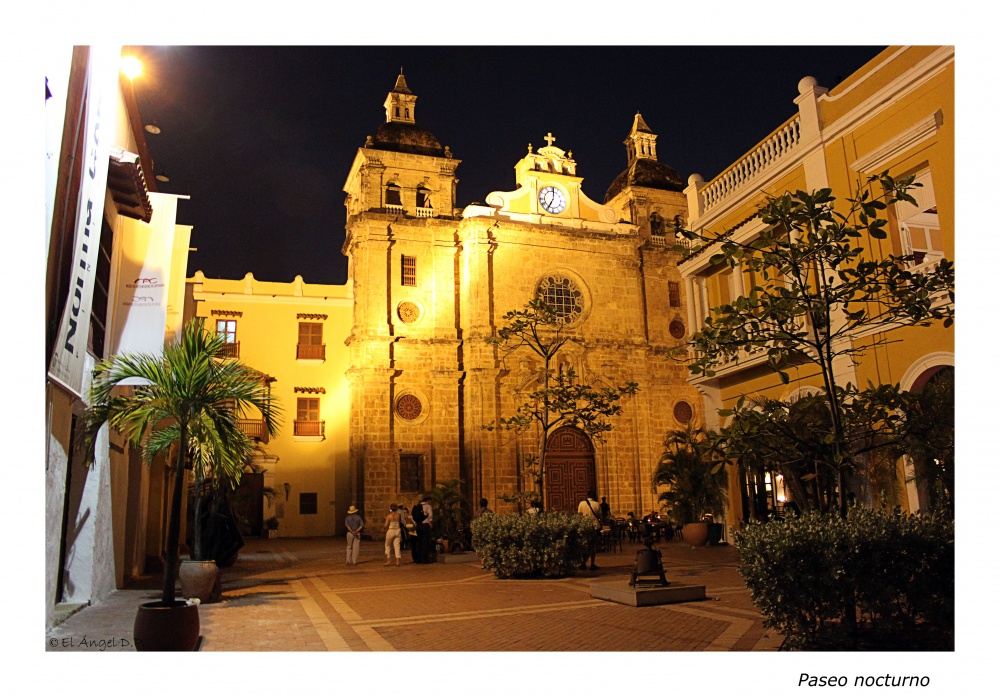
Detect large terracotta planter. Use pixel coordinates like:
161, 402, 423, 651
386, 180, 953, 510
133, 600, 200, 651
178, 560, 219, 603
682, 522, 709, 547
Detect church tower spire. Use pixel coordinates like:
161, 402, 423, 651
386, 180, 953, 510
624, 112, 658, 165
384, 69, 417, 124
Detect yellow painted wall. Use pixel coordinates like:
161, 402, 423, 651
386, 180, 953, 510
680, 46, 953, 522
187, 272, 353, 537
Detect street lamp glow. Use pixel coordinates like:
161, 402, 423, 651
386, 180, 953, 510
121, 55, 143, 80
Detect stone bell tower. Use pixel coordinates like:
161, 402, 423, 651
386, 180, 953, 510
342, 72, 463, 519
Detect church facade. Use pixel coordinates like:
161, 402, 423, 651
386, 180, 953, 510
342, 74, 702, 520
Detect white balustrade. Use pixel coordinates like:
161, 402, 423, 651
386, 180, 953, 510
415, 207, 435, 218
385, 204, 405, 215
650, 235, 689, 249
701, 117, 801, 213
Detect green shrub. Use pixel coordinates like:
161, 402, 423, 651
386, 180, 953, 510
734, 507, 953, 650
470, 512, 593, 578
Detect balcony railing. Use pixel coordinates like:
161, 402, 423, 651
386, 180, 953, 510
238, 418, 269, 444
651, 234, 690, 250
415, 207, 434, 218
218, 341, 240, 359
701, 116, 802, 214
384, 204, 405, 215
294, 420, 325, 437
296, 343, 326, 360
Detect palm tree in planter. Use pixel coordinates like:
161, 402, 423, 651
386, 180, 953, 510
652, 425, 728, 546
146, 413, 256, 601
81, 318, 279, 650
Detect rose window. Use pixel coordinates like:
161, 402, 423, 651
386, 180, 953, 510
536, 275, 584, 324
398, 301, 421, 324
396, 394, 423, 421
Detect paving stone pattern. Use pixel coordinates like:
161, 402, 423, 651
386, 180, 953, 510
45, 537, 783, 652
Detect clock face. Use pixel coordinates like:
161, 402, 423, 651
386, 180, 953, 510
538, 186, 567, 214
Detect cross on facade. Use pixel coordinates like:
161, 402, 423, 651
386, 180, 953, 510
544, 132, 556, 147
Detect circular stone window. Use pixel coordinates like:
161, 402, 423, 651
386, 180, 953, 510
673, 401, 693, 424
396, 394, 423, 421
397, 301, 421, 324
669, 319, 686, 339
536, 274, 584, 324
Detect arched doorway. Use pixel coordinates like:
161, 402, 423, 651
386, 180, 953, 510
901, 364, 954, 513
544, 426, 595, 512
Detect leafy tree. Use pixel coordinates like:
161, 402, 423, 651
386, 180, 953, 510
145, 416, 255, 562
424, 478, 471, 550
652, 425, 728, 524
674, 174, 954, 515
81, 319, 280, 605
721, 388, 907, 516
486, 298, 638, 499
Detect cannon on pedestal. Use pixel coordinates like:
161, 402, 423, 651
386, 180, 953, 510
629, 522, 669, 587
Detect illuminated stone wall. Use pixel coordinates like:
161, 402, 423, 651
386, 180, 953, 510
343, 122, 702, 520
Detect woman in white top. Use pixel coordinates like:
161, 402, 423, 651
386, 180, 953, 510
383, 503, 403, 566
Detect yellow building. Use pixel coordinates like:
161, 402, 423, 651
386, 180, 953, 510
678, 46, 954, 528
186, 272, 353, 536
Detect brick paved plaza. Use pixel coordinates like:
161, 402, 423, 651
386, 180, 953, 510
46, 536, 782, 653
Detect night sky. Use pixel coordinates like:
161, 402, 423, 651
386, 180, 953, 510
129, 46, 885, 286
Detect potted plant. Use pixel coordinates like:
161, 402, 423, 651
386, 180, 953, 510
652, 426, 728, 547
425, 479, 470, 554
166, 423, 254, 602
81, 319, 280, 650
264, 516, 279, 538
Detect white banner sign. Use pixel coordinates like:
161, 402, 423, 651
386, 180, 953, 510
48, 45, 121, 395
110, 193, 191, 378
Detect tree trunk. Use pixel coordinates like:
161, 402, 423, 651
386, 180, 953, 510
161, 422, 187, 605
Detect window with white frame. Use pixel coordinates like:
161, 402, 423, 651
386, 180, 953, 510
895, 170, 942, 268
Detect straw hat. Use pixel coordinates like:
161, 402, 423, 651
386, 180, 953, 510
347, 505, 358, 515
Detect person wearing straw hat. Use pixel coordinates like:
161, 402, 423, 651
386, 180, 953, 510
345, 505, 365, 565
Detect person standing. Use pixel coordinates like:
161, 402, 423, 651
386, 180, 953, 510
399, 505, 414, 551
577, 491, 603, 570
599, 496, 611, 523
383, 504, 403, 566
416, 496, 434, 564
345, 505, 364, 565
474, 497, 493, 519
409, 499, 426, 562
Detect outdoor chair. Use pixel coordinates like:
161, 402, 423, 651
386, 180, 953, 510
608, 522, 624, 553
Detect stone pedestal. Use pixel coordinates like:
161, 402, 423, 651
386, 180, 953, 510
590, 578, 706, 607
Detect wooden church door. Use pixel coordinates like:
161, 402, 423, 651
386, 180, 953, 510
544, 426, 595, 513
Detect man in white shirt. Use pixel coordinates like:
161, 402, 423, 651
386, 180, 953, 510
577, 491, 603, 570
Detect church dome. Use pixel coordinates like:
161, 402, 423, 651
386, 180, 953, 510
604, 158, 685, 202
371, 121, 445, 157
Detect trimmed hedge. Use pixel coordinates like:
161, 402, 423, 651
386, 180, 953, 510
470, 512, 593, 578
734, 507, 954, 650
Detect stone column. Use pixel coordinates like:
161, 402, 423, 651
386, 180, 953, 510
685, 276, 700, 329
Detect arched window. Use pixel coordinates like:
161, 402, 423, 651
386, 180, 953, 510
385, 182, 402, 207
416, 186, 431, 209
649, 212, 665, 237
404, 108, 410, 119
394, 107, 400, 117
